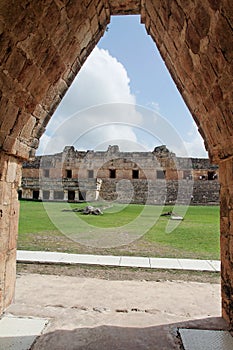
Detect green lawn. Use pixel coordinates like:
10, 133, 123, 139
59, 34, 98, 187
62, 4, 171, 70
18, 200, 220, 260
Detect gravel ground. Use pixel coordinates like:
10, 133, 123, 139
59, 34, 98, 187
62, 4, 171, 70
17, 262, 220, 284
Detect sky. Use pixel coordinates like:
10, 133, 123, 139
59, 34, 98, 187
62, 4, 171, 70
38, 15, 208, 158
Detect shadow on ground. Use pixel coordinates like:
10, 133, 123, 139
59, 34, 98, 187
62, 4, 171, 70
29, 317, 228, 350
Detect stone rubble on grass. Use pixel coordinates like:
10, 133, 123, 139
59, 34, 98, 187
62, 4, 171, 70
82, 206, 103, 215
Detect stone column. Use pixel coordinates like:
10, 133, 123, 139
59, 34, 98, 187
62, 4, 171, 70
95, 178, 102, 200
49, 190, 54, 201
64, 190, 68, 201
0, 151, 21, 314
22, 189, 27, 199
75, 190, 79, 201
39, 189, 43, 200
219, 157, 233, 327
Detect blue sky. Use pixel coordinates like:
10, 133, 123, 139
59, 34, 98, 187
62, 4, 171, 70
99, 15, 191, 126
38, 15, 208, 158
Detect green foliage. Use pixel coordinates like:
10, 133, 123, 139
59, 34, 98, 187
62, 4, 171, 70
18, 201, 220, 259
145, 205, 220, 259
19, 200, 57, 233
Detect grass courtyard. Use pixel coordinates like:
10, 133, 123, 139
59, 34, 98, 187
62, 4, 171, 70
18, 200, 220, 260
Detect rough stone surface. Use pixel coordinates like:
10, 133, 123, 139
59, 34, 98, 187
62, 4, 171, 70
219, 158, 233, 327
0, 0, 232, 330
21, 145, 219, 204
0, 0, 231, 161
0, 0, 110, 159
0, 151, 21, 312
6, 273, 225, 350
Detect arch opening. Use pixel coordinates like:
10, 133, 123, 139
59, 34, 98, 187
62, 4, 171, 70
0, 0, 232, 330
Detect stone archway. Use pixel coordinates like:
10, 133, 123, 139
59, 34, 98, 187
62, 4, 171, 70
0, 0, 232, 327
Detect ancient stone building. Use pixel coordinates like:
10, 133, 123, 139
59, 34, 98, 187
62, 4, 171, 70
0, 0, 233, 330
21, 145, 219, 205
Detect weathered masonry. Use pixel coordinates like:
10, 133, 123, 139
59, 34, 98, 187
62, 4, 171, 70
0, 0, 232, 330
21, 145, 219, 205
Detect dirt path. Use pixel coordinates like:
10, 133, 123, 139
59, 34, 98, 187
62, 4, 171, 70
17, 262, 221, 284
7, 271, 225, 350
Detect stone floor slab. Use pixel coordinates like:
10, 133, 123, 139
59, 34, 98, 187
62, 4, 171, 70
7, 273, 225, 349
120, 256, 150, 268
61, 253, 121, 266
179, 329, 233, 350
208, 260, 221, 272
17, 250, 221, 272
0, 315, 48, 350
17, 250, 65, 263
178, 259, 215, 271
150, 258, 181, 269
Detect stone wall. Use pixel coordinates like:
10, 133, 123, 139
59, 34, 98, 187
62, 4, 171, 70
1, 0, 231, 162
220, 158, 233, 326
21, 145, 220, 204
0, 0, 110, 160
0, 152, 21, 312
99, 179, 220, 205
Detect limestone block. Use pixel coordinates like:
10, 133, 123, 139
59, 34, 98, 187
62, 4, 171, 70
0, 100, 19, 133
41, 1, 61, 37
215, 16, 233, 63
170, 1, 185, 31
0, 252, 6, 312
66, 0, 85, 20
192, 4, 210, 38
3, 249, 16, 310
6, 161, 18, 184
8, 199, 19, 250
32, 104, 47, 121
0, 205, 11, 251
5, 48, 27, 79
29, 71, 50, 102
18, 60, 39, 89
185, 19, 200, 54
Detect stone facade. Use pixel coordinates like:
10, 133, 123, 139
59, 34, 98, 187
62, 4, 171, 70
21, 145, 219, 205
0, 0, 232, 329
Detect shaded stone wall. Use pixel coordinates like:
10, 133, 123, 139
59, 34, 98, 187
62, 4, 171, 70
0, 152, 21, 312
0, 0, 110, 160
1, 0, 231, 162
220, 158, 233, 326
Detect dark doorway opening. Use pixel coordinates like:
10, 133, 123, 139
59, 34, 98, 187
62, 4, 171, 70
79, 191, 86, 201
66, 169, 72, 178
33, 190, 39, 200
132, 169, 139, 179
68, 190, 75, 201
109, 169, 116, 179
157, 170, 166, 179
88, 170, 94, 178
208, 171, 217, 180
43, 169, 50, 177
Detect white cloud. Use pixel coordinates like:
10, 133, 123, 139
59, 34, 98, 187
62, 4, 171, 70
38, 47, 142, 155
183, 122, 208, 158
38, 47, 208, 159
